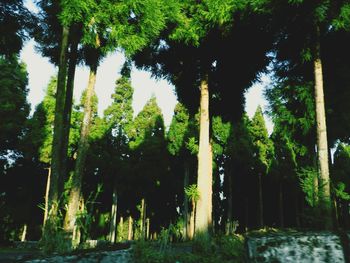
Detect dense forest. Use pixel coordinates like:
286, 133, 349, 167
1, 0, 350, 258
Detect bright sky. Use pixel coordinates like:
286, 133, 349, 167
21, 0, 272, 131
20, 40, 272, 131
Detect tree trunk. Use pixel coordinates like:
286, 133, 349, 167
140, 198, 146, 240
118, 217, 124, 242
258, 173, 264, 228
189, 199, 195, 239
109, 186, 118, 243
60, 29, 80, 190
184, 161, 190, 239
128, 216, 133, 240
313, 27, 332, 229
226, 174, 233, 235
279, 180, 284, 228
64, 65, 97, 236
46, 25, 70, 223
43, 167, 51, 226
146, 218, 150, 240
195, 76, 212, 235
21, 224, 27, 242
245, 197, 249, 231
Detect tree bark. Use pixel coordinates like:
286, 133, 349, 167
128, 216, 133, 240
146, 218, 150, 240
140, 198, 146, 240
184, 161, 190, 239
313, 27, 332, 229
226, 173, 233, 235
189, 199, 195, 239
47, 25, 70, 222
279, 180, 284, 228
43, 167, 51, 227
258, 173, 264, 228
109, 186, 118, 243
118, 216, 124, 242
195, 76, 212, 235
63, 65, 97, 236
60, 29, 80, 190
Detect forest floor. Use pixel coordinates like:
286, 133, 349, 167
0, 242, 132, 263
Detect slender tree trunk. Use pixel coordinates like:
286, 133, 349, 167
184, 161, 190, 239
226, 174, 233, 235
295, 195, 300, 228
118, 217, 124, 242
189, 199, 195, 239
140, 198, 146, 239
43, 167, 51, 226
258, 173, 264, 228
109, 186, 118, 243
46, 25, 69, 223
60, 30, 80, 190
279, 180, 284, 228
195, 76, 212, 235
128, 216, 133, 240
245, 197, 249, 231
146, 218, 150, 240
313, 27, 332, 229
64, 65, 97, 237
21, 224, 27, 242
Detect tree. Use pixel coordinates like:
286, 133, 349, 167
0, 0, 35, 56
248, 106, 274, 228
103, 71, 134, 243
0, 57, 29, 158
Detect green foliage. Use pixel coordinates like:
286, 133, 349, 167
40, 216, 71, 254
167, 103, 189, 156
0, 0, 34, 56
133, 234, 246, 263
185, 184, 200, 202
0, 57, 29, 155
248, 106, 274, 174
297, 167, 318, 207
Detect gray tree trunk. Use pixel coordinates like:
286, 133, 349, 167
313, 27, 332, 229
184, 161, 190, 239
47, 25, 69, 223
109, 187, 118, 243
258, 173, 264, 228
195, 76, 212, 235
60, 31, 79, 190
64, 65, 97, 238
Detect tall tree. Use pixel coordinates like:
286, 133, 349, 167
0, 57, 29, 157
248, 106, 274, 228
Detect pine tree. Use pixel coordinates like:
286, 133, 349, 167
248, 106, 274, 228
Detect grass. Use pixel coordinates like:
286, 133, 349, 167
133, 234, 247, 263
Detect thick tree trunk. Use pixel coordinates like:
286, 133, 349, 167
258, 173, 264, 228
109, 186, 118, 243
43, 167, 51, 226
195, 76, 212, 235
184, 161, 190, 239
60, 30, 79, 190
46, 25, 70, 223
279, 180, 284, 228
64, 65, 97, 237
313, 30, 332, 229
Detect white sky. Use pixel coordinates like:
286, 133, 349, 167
20, 39, 272, 131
